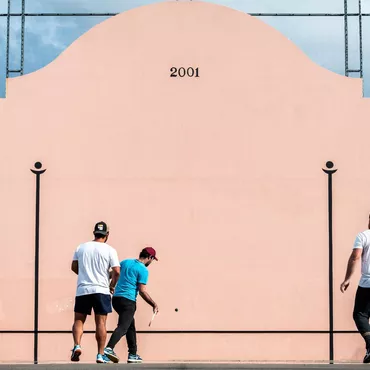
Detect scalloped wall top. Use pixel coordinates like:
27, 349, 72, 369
2, 0, 363, 100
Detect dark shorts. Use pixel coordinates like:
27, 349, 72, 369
74, 293, 112, 315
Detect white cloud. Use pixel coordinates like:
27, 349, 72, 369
26, 17, 77, 50
0, 4, 78, 67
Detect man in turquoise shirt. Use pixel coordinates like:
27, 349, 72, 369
104, 247, 159, 364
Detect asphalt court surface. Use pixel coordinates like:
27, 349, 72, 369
1, 364, 370, 370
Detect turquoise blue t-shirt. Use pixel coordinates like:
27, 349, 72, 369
113, 259, 149, 301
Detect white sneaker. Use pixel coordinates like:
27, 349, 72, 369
71, 345, 82, 362
96, 354, 111, 363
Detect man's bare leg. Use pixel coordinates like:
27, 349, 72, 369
95, 314, 108, 355
73, 312, 86, 345
71, 312, 86, 361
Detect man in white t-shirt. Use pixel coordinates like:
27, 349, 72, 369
70, 221, 120, 364
340, 214, 370, 363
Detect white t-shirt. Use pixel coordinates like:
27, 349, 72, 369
353, 230, 370, 288
73, 241, 120, 296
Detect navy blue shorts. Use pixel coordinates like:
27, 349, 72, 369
74, 293, 112, 315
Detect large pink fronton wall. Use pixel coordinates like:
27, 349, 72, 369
1, 0, 370, 363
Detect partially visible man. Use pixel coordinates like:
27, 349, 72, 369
104, 247, 159, 364
71, 221, 120, 364
340, 214, 370, 363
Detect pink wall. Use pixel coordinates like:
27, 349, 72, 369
1, 0, 370, 363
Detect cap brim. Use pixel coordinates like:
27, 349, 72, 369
94, 231, 108, 236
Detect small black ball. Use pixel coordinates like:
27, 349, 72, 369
326, 161, 334, 169
34, 162, 42, 169
175, 308, 178, 312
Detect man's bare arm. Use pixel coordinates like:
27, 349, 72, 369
138, 284, 159, 313
109, 266, 120, 294
340, 248, 362, 292
71, 261, 78, 275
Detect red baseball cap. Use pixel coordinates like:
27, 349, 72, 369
144, 247, 158, 261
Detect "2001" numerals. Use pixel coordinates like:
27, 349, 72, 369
170, 67, 199, 78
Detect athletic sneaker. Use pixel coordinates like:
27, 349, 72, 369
104, 347, 119, 363
127, 353, 143, 363
364, 349, 370, 363
71, 345, 82, 362
96, 354, 111, 363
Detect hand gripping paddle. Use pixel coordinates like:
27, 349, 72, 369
149, 312, 157, 327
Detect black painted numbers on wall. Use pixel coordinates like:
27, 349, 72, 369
170, 67, 199, 78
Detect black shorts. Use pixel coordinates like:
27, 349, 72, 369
74, 293, 112, 315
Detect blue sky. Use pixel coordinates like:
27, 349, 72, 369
0, 0, 370, 98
